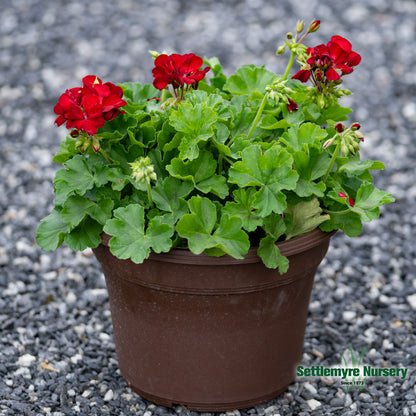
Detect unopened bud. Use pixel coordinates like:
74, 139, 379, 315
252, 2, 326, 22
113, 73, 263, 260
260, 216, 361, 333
276, 45, 286, 55
148, 50, 160, 60
92, 137, 101, 152
351, 123, 361, 131
335, 123, 345, 133
315, 68, 323, 81
348, 143, 356, 154
286, 32, 293, 40
354, 131, 364, 141
296, 20, 304, 33
323, 138, 335, 149
70, 130, 79, 138
130, 156, 157, 185
308, 20, 320, 33
318, 94, 326, 109
341, 144, 349, 155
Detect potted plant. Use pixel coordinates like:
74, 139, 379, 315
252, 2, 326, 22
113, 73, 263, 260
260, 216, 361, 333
36, 20, 394, 411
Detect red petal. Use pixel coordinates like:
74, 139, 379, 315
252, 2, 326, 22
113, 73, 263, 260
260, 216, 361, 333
325, 67, 340, 81
54, 115, 66, 126
330, 36, 352, 52
292, 69, 311, 82
104, 82, 124, 98
335, 64, 353, 74
102, 95, 127, 112
346, 51, 361, 66
82, 75, 102, 88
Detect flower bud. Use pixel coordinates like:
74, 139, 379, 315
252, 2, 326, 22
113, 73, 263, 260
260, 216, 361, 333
70, 130, 80, 138
148, 50, 160, 60
276, 45, 286, 55
315, 68, 323, 81
351, 122, 361, 131
296, 20, 305, 33
130, 156, 157, 185
318, 94, 326, 109
92, 137, 101, 152
308, 20, 320, 33
348, 143, 356, 155
323, 138, 335, 149
335, 123, 345, 133
355, 131, 364, 141
286, 32, 293, 40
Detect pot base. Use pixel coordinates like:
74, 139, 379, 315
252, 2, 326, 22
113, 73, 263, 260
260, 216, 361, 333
128, 383, 289, 412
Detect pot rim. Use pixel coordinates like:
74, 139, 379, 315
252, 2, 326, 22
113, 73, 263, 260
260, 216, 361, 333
100, 228, 336, 266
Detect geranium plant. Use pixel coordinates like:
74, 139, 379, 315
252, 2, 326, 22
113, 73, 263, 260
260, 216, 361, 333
37, 20, 394, 272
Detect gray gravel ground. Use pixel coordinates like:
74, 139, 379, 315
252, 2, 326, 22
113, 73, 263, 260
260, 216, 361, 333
1, 0, 415, 415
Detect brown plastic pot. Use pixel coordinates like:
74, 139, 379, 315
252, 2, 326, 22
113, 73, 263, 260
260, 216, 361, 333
92, 228, 334, 412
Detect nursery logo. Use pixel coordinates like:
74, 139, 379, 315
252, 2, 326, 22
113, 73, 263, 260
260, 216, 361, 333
296, 344, 408, 392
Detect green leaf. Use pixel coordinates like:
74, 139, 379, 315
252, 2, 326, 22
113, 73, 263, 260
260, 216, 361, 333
316, 103, 352, 124
320, 210, 363, 237
151, 177, 193, 220
61, 195, 95, 229
211, 213, 250, 258
87, 198, 114, 225
223, 189, 263, 232
204, 56, 227, 90
293, 146, 331, 197
169, 102, 217, 160
285, 198, 330, 240
98, 114, 139, 140
53, 134, 79, 164
176, 197, 250, 258
224, 65, 276, 99
103, 204, 174, 263
166, 151, 229, 198
36, 208, 70, 251
54, 155, 109, 197
121, 82, 159, 103
263, 214, 286, 240
259, 114, 292, 131
175, 197, 217, 254
353, 183, 395, 222
210, 122, 232, 157
280, 123, 328, 152
64, 217, 103, 250
106, 167, 131, 191
338, 156, 385, 177
228, 144, 298, 216
258, 236, 289, 272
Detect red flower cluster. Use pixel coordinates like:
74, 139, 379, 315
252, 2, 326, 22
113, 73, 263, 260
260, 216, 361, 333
293, 36, 361, 84
152, 53, 210, 93
54, 76, 127, 136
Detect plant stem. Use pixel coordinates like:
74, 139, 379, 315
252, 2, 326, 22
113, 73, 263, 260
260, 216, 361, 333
146, 181, 154, 209
161, 88, 167, 104
323, 140, 341, 183
100, 148, 113, 164
282, 51, 296, 80
218, 154, 223, 175
323, 208, 350, 215
247, 94, 268, 140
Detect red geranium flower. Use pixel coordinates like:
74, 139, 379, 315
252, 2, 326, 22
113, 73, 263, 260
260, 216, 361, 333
54, 76, 127, 136
81, 76, 127, 120
152, 53, 210, 94
292, 35, 361, 85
